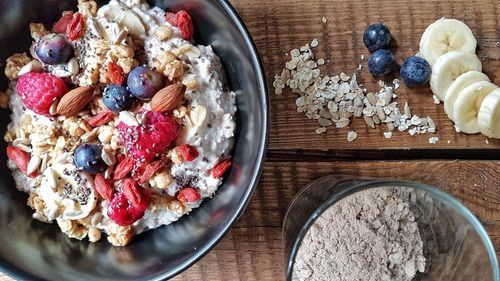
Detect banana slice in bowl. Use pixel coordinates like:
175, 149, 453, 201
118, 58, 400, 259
478, 88, 500, 138
39, 162, 97, 221
430, 51, 482, 101
452, 81, 497, 134
419, 18, 477, 66
444, 71, 490, 120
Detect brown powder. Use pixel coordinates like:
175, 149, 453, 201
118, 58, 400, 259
294, 187, 425, 281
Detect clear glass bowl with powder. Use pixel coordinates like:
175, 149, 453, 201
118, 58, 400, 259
283, 177, 499, 281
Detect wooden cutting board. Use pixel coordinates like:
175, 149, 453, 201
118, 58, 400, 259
1, 0, 499, 280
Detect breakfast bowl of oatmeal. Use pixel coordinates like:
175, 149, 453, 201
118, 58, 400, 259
0, 0, 267, 280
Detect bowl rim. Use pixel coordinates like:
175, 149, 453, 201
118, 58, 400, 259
156, 0, 269, 279
0, 0, 269, 280
284, 178, 500, 281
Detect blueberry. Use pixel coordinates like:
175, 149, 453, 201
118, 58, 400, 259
363, 23, 391, 53
400, 56, 431, 87
74, 144, 106, 174
103, 85, 136, 112
34, 34, 73, 65
368, 50, 395, 77
127, 66, 163, 100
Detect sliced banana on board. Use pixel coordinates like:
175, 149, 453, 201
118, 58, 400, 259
39, 162, 97, 220
478, 88, 500, 138
430, 51, 482, 101
419, 18, 477, 66
444, 71, 490, 120
452, 81, 497, 134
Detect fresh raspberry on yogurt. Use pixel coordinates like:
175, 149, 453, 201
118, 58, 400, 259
117, 111, 179, 163
16, 72, 68, 115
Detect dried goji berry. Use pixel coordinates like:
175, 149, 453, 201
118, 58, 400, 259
113, 156, 135, 181
175, 10, 194, 40
120, 178, 144, 206
94, 173, 114, 201
165, 12, 177, 25
66, 13, 85, 41
138, 158, 169, 184
177, 187, 201, 203
53, 13, 73, 34
88, 110, 115, 127
177, 144, 198, 162
7, 145, 37, 178
107, 62, 126, 85
211, 160, 232, 179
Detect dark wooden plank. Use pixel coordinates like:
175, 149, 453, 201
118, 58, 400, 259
172, 160, 500, 280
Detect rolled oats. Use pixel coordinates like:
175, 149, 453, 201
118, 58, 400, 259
347, 131, 357, 142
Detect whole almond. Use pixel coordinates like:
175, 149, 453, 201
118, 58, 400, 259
57, 86, 94, 116
151, 84, 186, 112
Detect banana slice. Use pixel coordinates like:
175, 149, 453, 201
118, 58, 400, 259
98, 0, 146, 38
39, 162, 97, 220
453, 81, 497, 134
478, 88, 500, 138
444, 71, 490, 120
430, 51, 482, 101
419, 18, 477, 66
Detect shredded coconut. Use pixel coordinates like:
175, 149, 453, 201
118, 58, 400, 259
294, 187, 426, 281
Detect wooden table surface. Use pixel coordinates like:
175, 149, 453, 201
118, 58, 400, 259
2, 0, 500, 280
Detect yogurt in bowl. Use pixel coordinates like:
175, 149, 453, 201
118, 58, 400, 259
3, 0, 236, 246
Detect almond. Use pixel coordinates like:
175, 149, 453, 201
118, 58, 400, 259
151, 83, 186, 112
56, 86, 94, 116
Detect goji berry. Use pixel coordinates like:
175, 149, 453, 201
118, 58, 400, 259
107, 62, 126, 85
120, 178, 144, 206
177, 144, 198, 162
94, 173, 114, 201
88, 110, 115, 127
175, 10, 194, 40
138, 158, 169, 184
113, 156, 135, 181
6, 146, 38, 178
177, 187, 201, 203
66, 13, 85, 41
53, 13, 73, 34
165, 12, 177, 25
211, 160, 232, 179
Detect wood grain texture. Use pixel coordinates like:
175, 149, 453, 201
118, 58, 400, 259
234, 0, 500, 150
2, 1, 500, 281
172, 160, 500, 281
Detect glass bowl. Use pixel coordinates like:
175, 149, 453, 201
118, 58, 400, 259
283, 177, 499, 281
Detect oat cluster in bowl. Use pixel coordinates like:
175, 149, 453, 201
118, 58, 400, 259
3, 0, 236, 246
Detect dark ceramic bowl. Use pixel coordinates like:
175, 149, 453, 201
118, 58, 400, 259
0, 0, 267, 280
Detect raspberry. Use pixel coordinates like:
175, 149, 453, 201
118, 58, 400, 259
177, 144, 198, 162
117, 111, 178, 163
107, 178, 150, 226
177, 187, 201, 203
17, 72, 68, 115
